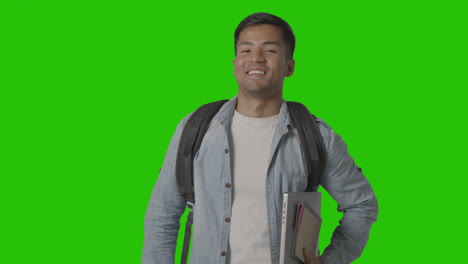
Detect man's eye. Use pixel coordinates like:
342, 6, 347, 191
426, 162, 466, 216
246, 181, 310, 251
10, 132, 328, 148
240, 50, 250, 53
265, 49, 277, 53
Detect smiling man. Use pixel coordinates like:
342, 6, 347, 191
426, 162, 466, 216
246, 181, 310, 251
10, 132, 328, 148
143, 13, 378, 264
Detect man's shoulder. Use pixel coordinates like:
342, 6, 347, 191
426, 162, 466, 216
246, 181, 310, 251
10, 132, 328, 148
174, 99, 231, 132
175, 112, 195, 129
313, 116, 331, 129
311, 115, 333, 142
285, 100, 331, 128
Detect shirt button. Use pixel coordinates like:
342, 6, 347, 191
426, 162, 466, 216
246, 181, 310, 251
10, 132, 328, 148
225, 183, 231, 188
221, 251, 227, 256
224, 148, 229, 153
225, 218, 231, 223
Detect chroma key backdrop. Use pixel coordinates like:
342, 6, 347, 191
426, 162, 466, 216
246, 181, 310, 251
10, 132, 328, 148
1, 0, 466, 263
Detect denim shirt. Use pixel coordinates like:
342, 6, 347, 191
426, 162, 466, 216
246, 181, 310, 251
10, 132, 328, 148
143, 97, 378, 264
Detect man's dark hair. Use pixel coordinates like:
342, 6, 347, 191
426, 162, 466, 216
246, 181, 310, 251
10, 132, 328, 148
234, 12, 296, 59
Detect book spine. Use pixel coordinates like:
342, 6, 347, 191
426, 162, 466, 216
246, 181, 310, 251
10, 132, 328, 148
279, 194, 288, 264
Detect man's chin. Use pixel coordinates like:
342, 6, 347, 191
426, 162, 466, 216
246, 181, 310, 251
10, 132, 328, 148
243, 87, 269, 95
238, 86, 283, 99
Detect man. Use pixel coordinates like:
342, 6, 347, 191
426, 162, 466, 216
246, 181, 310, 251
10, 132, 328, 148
143, 13, 378, 264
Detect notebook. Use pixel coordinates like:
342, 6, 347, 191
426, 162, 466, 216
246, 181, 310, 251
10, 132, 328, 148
279, 192, 321, 264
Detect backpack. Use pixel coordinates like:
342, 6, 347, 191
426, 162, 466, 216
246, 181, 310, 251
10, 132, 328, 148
175, 100, 326, 264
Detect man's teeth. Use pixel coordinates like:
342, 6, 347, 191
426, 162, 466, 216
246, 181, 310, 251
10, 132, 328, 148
248, 70, 265, 75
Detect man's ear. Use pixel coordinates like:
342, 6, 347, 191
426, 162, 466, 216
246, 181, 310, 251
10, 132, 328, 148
285, 58, 295, 77
233, 59, 236, 75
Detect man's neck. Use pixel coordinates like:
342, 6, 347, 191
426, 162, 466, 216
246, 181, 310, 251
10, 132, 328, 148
236, 93, 282, 118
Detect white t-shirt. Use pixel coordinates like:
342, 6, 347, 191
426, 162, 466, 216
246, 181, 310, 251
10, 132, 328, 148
228, 110, 279, 263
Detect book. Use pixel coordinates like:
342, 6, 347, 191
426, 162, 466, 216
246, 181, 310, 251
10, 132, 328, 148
279, 192, 321, 264
292, 202, 322, 263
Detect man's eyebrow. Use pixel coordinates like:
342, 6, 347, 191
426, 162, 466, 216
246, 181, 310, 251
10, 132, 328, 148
262, 41, 281, 46
238, 41, 282, 47
238, 42, 254, 47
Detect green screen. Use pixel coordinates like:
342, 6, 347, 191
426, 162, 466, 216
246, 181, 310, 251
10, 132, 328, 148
2, 0, 466, 263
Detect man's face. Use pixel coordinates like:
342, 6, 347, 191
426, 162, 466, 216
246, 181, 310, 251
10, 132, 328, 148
234, 24, 295, 98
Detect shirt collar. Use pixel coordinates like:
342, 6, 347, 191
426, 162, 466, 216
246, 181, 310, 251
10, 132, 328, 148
214, 96, 292, 133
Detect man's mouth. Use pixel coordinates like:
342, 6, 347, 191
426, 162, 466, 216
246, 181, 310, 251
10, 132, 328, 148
247, 70, 266, 75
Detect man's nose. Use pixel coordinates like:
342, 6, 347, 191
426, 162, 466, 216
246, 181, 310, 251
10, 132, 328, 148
249, 50, 266, 63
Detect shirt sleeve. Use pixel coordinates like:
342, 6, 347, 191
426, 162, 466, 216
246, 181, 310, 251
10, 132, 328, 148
142, 116, 191, 264
318, 125, 378, 264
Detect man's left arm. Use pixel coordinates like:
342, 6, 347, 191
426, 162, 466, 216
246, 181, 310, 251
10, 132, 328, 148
318, 125, 379, 264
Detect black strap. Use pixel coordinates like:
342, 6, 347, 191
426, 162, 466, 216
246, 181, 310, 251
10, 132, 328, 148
287, 101, 326, 191
181, 210, 194, 264
176, 100, 229, 199
176, 100, 228, 264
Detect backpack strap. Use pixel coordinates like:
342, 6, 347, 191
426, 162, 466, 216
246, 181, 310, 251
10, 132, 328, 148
286, 101, 326, 191
175, 100, 228, 264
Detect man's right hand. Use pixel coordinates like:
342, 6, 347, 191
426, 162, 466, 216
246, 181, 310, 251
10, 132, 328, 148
303, 247, 324, 264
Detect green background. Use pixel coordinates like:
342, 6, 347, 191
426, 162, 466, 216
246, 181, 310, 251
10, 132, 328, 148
1, 0, 466, 263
